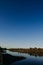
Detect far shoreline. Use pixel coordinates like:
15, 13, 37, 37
8, 48, 43, 56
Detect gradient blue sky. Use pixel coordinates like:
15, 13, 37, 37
0, 0, 43, 48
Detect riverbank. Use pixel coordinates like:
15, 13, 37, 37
8, 48, 43, 56
1, 54, 25, 65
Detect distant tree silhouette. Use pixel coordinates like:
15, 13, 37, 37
0, 46, 3, 52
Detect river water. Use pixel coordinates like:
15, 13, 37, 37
6, 50, 43, 65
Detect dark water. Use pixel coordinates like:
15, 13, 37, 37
7, 50, 43, 65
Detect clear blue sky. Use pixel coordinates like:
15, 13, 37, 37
0, 0, 43, 48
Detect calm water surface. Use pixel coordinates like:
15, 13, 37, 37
7, 50, 43, 65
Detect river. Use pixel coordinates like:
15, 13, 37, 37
6, 50, 43, 65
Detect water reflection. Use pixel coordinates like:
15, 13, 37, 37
28, 53, 43, 57
6, 50, 43, 65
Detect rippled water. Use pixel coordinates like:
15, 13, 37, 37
7, 50, 43, 65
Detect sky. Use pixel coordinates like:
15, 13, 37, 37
0, 0, 43, 48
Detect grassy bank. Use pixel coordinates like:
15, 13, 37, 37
2, 54, 25, 65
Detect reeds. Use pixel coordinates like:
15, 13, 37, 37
9, 48, 43, 56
